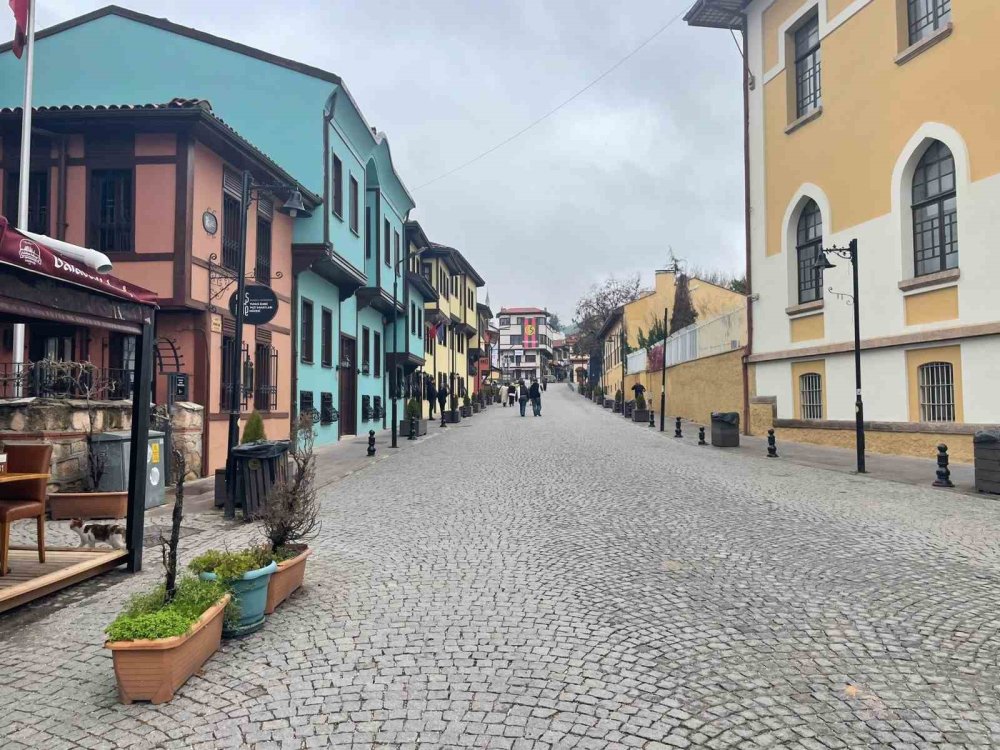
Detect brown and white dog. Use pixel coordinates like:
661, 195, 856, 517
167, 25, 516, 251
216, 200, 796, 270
69, 519, 126, 549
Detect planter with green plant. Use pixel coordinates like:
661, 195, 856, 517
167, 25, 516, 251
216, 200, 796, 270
613, 389, 624, 413
461, 395, 473, 418
190, 547, 277, 637
446, 394, 462, 423
106, 452, 233, 704
261, 413, 319, 614
632, 392, 650, 423
399, 397, 428, 437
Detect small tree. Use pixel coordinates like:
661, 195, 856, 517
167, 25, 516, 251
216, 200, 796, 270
260, 413, 319, 554
636, 392, 646, 411
241, 411, 267, 444
670, 272, 699, 333
405, 397, 421, 422
161, 449, 186, 603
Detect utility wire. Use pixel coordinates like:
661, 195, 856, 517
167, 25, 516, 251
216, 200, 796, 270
413, 4, 690, 191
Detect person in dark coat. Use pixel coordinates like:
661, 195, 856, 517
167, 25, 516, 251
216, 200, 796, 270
437, 382, 449, 417
529, 379, 542, 416
507, 382, 517, 407
518, 380, 530, 417
426, 377, 438, 418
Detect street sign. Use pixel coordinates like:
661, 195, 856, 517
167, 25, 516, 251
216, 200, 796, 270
228, 284, 279, 325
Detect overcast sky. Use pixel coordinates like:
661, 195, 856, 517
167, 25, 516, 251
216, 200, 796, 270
40, 0, 745, 323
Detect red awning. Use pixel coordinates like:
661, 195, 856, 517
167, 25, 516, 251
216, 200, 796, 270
0, 217, 157, 305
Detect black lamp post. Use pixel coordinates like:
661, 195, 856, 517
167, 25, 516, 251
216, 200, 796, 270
226, 171, 310, 509
815, 238, 865, 473
390, 246, 425, 449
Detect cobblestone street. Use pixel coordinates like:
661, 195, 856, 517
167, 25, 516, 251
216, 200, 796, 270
4, 386, 1000, 749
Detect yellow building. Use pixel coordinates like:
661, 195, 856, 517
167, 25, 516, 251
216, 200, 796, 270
404, 224, 485, 420
687, 0, 1000, 462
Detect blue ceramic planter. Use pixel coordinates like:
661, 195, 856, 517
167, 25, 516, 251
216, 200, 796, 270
200, 560, 277, 638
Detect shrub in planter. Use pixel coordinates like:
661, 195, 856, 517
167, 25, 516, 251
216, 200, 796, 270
190, 547, 277, 638
400, 397, 427, 437
241, 410, 268, 443
632, 393, 650, 423
461, 395, 473, 417
259, 413, 319, 614
106, 451, 232, 704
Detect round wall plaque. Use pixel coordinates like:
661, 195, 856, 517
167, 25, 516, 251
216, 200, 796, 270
202, 210, 218, 235
228, 284, 279, 325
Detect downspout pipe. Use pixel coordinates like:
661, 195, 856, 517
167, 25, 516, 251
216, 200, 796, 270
741, 21, 754, 436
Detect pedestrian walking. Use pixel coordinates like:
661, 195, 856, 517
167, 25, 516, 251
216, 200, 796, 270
529, 379, 542, 417
507, 382, 517, 408
517, 380, 530, 417
437, 382, 449, 418
426, 377, 437, 418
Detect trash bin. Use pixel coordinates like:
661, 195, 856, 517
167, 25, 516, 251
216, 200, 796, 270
973, 429, 1000, 495
225, 440, 290, 520
711, 412, 740, 448
92, 429, 166, 509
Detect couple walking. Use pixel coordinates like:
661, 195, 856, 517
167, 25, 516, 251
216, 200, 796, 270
507, 379, 542, 417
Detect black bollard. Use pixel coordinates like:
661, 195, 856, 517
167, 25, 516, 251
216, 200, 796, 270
698, 426, 707, 446
674, 416, 683, 438
649, 410, 655, 427
933, 443, 954, 488
367, 430, 376, 457
441, 409, 447, 427
767, 429, 778, 458
408, 418, 417, 441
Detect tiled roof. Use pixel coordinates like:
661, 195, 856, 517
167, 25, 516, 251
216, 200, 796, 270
499, 307, 548, 315
0, 98, 320, 205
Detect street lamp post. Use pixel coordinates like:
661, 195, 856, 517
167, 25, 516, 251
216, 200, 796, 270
391, 246, 426, 449
816, 238, 865, 473
659, 306, 668, 432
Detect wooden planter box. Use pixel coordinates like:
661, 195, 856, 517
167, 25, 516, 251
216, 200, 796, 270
974, 432, 1000, 495
107, 594, 230, 705
632, 409, 650, 423
265, 547, 311, 614
49, 491, 128, 520
399, 419, 428, 437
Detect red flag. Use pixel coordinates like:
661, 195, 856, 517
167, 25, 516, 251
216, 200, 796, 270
9, 0, 28, 59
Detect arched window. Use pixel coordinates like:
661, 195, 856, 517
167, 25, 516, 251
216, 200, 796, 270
918, 361, 955, 422
796, 199, 824, 303
912, 140, 957, 277
799, 372, 823, 419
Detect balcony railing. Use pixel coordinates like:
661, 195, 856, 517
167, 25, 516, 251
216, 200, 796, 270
0, 360, 135, 401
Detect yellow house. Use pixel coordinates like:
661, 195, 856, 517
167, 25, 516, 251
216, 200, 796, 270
687, 0, 1000, 462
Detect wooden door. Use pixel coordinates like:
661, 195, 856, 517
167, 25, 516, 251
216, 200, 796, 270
339, 335, 357, 436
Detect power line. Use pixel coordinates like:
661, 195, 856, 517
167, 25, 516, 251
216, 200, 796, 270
413, 4, 690, 191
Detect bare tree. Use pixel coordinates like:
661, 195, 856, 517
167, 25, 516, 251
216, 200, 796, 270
260, 412, 320, 553
161, 449, 185, 603
572, 274, 644, 358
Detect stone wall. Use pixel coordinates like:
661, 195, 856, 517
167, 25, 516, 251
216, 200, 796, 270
0, 398, 204, 489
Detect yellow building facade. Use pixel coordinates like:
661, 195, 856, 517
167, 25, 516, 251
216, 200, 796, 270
688, 0, 1000, 461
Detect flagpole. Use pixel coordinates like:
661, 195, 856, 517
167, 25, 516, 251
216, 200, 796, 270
12, 0, 35, 396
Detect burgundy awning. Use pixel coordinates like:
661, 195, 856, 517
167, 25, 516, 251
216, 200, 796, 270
0, 217, 157, 305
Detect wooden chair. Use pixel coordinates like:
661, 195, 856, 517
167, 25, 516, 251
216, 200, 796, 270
0, 443, 53, 576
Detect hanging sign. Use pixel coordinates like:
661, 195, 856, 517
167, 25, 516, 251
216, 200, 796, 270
228, 284, 279, 325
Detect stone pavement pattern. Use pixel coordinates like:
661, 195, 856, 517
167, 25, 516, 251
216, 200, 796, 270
3, 386, 1000, 748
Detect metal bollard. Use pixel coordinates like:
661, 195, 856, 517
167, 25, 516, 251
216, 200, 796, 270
767, 429, 778, 458
367, 430, 376, 457
674, 417, 682, 439
649, 410, 655, 427
441, 408, 447, 427
698, 426, 707, 445
933, 443, 954, 488
408, 419, 417, 441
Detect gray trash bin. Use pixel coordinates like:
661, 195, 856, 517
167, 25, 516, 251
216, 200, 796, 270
92, 429, 166, 509
973, 429, 1000, 495
711, 412, 740, 447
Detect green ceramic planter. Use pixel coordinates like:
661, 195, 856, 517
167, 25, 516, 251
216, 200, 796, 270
200, 560, 277, 638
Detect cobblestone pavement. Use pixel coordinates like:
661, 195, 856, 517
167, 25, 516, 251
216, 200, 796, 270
4, 387, 1000, 749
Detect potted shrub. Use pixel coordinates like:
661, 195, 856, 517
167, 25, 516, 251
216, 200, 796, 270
399, 397, 427, 437
446, 394, 461, 423
632, 393, 650, 423
260, 413, 319, 614
461, 395, 473, 418
48, 361, 128, 520
241, 410, 267, 443
613, 389, 623, 413
190, 547, 277, 638
106, 451, 232, 704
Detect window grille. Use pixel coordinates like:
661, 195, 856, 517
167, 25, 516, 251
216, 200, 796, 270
221, 192, 241, 271
794, 15, 821, 117
89, 169, 133, 252
918, 361, 955, 422
796, 200, 824, 303
799, 372, 823, 419
255, 216, 272, 285
254, 343, 278, 412
5, 170, 49, 234
912, 140, 958, 277
908, 0, 951, 45
300, 390, 317, 422
320, 392, 337, 424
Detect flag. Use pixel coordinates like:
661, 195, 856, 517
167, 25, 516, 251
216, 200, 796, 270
9, 0, 28, 59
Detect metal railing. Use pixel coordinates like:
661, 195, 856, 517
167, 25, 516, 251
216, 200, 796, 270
0, 360, 135, 400
627, 305, 747, 373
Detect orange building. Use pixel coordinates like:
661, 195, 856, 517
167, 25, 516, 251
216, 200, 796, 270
0, 99, 319, 475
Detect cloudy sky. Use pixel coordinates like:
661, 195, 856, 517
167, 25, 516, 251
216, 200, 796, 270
38, 0, 745, 323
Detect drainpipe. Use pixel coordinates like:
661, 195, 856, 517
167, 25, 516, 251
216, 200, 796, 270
741, 21, 754, 436
57, 135, 68, 240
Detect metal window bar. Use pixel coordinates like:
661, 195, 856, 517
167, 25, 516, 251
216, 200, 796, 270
320, 392, 337, 424
799, 373, 823, 419
220, 338, 251, 411
794, 16, 821, 117
90, 170, 133, 252
300, 390, 317, 423
221, 193, 242, 271
255, 216, 272, 286
908, 0, 951, 45
918, 361, 955, 422
254, 343, 278, 412
6, 170, 49, 234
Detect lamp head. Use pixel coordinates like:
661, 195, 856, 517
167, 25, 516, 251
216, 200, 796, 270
814, 254, 836, 271
280, 189, 310, 218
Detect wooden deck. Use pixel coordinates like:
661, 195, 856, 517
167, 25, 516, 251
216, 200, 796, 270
0, 547, 127, 614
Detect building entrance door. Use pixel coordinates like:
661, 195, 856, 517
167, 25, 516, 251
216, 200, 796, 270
339, 335, 357, 436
